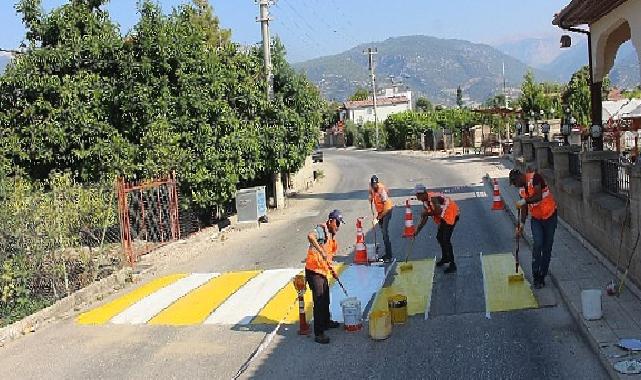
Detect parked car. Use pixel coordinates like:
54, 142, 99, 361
312, 147, 323, 163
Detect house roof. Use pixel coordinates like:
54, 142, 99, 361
343, 96, 409, 110
602, 99, 641, 120
553, 0, 627, 27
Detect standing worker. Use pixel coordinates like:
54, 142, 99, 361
369, 175, 394, 262
413, 184, 460, 273
306, 209, 344, 344
509, 169, 557, 289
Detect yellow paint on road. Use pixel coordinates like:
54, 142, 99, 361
481, 253, 538, 312
370, 259, 435, 317
149, 271, 260, 325
76, 274, 187, 325
260, 264, 347, 325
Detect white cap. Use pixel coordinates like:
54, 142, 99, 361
414, 184, 427, 194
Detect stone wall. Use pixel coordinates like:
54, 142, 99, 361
513, 136, 641, 289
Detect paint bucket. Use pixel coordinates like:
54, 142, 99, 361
388, 294, 408, 325
369, 310, 392, 340
581, 289, 603, 320
366, 244, 377, 261
341, 297, 363, 332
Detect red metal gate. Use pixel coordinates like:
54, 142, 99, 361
117, 172, 180, 265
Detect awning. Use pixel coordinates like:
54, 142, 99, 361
553, 0, 627, 27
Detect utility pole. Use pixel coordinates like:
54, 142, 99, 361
364, 47, 379, 148
257, 0, 284, 208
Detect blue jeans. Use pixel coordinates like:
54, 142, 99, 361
380, 210, 393, 259
530, 211, 558, 282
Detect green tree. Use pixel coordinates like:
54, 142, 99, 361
563, 66, 591, 127
416, 96, 433, 112
456, 86, 463, 108
349, 87, 369, 101
519, 71, 546, 116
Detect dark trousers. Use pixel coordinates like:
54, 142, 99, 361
531, 211, 558, 282
380, 209, 393, 258
436, 217, 458, 263
306, 269, 330, 336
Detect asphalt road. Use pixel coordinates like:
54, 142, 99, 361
0, 150, 608, 380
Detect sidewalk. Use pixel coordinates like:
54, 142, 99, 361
491, 163, 641, 379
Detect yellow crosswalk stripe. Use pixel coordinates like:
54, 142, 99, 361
149, 271, 260, 326
256, 264, 346, 325
76, 274, 187, 325
481, 253, 538, 312
370, 259, 435, 317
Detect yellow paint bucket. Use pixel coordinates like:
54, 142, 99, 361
368, 310, 391, 340
387, 294, 408, 325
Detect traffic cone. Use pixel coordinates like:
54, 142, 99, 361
354, 217, 368, 264
492, 179, 504, 210
403, 200, 415, 238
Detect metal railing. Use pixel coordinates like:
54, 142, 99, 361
601, 159, 630, 198
569, 152, 582, 180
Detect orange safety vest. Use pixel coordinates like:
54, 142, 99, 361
370, 183, 393, 214
519, 173, 557, 220
305, 224, 338, 277
423, 192, 460, 225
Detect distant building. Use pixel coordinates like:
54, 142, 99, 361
341, 96, 411, 124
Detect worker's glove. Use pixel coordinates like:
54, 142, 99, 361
372, 218, 378, 225
516, 199, 526, 208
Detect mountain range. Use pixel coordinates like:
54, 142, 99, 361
295, 35, 640, 104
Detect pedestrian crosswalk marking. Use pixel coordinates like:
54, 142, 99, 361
76, 274, 187, 325
481, 253, 538, 313
370, 259, 435, 318
204, 269, 299, 325
330, 265, 386, 323
149, 271, 260, 326
255, 264, 347, 325
111, 273, 218, 325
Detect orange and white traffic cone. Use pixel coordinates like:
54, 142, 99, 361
354, 217, 368, 264
402, 200, 415, 238
492, 179, 505, 210
293, 275, 310, 335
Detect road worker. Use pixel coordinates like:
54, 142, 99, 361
369, 175, 394, 262
305, 209, 344, 344
509, 169, 558, 289
413, 184, 460, 273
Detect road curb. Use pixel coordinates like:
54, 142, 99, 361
484, 173, 619, 380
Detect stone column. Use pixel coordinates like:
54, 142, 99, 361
580, 150, 618, 206
551, 145, 581, 185
629, 165, 641, 236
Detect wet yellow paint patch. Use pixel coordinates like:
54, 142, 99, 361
370, 259, 435, 317
481, 253, 538, 312
76, 274, 187, 325
264, 264, 347, 325
148, 271, 260, 326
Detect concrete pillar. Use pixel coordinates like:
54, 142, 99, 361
512, 136, 522, 162
552, 146, 581, 184
534, 142, 555, 170
630, 166, 641, 235
580, 150, 618, 206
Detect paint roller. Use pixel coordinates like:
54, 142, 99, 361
508, 208, 525, 283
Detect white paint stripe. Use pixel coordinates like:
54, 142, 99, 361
204, 269, 299, 325
425, 256, 437, 320
330, 265, 386, 323
111, 273, 218, 324
480, 251, 491, 320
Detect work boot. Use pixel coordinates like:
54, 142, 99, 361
327, 320, 340, 329
444, 262, 457, 274
314, 334, 330, 344
436, 258, 449, 267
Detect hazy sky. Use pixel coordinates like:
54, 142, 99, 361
0, 0, 571, 62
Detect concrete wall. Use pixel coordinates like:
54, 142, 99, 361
347, 103, 411, 123
514, 136, 641, 289
288, 156, 316, 193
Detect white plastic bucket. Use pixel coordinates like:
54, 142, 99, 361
581, 289, 603, 320
341, 297, 363, 332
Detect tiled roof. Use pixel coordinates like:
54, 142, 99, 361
343, 96, 409, 110
553, 0, 627, 27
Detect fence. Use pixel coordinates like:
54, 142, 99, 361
601, 159, 631, 198
569, 152, 582, 180
117, 172, 181, 265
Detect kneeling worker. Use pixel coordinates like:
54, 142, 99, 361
509, 169, 557, 289
413, 184, 460, 273
306, 209, 344, 344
